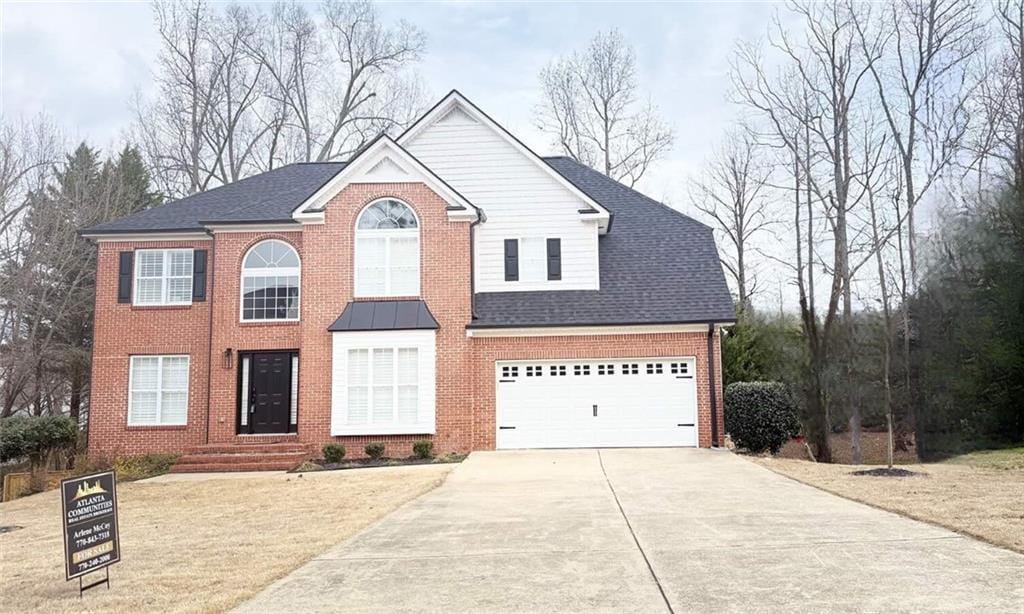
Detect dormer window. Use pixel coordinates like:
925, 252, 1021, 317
355, 199, 420, 297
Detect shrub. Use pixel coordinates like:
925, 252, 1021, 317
112, 454, 178, 481
724, 381, 801, 454
322, 443, 346, 463
364, 442, 386, 460
0, 415, 78, 467
412, 440, 434, 460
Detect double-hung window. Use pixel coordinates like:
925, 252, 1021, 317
128, 355, 190, 425
241, 240, 301, 321
134, 249, 193, 305
504, 237, 561, 283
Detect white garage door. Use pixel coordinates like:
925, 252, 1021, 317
496, 358, 697, 449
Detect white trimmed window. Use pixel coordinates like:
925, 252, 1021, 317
241, 240, 300, 321
128, 355, 189, 425
355, 199, 420, 297
331, 330, 435, 435
134, 249, 193, 305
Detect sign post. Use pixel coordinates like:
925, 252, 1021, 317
60, 471, 120, 595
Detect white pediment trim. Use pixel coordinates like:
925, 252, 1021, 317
291, 135, 478, 223
397, 91, 611, 234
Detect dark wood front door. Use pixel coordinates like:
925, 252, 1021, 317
243, 352, 295, 434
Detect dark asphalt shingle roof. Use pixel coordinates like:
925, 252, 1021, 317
82, 162, 344, 234
470, 157, 735, 327
328, 300, 439, 332
84, 154, 734, 327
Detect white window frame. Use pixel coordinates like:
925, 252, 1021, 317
354, 199, 420, 297
331, 329, 436, 435
127, 355, 190, 426
518, 236, 547, 283
133, 248, 194, 306
239, 239, 301, 322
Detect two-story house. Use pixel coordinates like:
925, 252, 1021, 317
82, 91, 735, 471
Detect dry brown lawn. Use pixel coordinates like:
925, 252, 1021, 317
0, 464, 453, 613
754, 449, 1024, 554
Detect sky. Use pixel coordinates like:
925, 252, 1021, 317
1, 0, 787, 303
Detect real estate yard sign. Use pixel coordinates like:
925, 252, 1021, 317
61, 471, 120, 584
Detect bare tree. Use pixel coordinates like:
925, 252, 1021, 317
135, 0, 426, 196
535, 29, 674, 187
732, 1, 884, 463
689, 129, 773, 309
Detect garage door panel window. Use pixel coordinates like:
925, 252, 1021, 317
128, 355, 189, 425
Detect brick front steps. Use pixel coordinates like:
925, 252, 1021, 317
170, 442, 312, 473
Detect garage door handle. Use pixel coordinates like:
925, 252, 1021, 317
676, 375, 693, 379
499, 379, 516, 383
499, 426, 516, 430
677, 423, 694, 427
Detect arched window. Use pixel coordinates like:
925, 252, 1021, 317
355, 199, 420, 296
241, 239, 300, 321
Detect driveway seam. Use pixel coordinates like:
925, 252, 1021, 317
597, 449, 675, 614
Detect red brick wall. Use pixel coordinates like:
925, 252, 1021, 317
88, 239, 212, 458
87, 184, 725, 460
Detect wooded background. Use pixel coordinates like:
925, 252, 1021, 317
1, 0, 1021, 462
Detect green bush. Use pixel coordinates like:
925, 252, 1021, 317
0, 415, 78, 466
412, 440, 434, 460
322, 443, 346, 463
725, 382, 801, 454
112, 454, 178, 481
364, 442, 386, 460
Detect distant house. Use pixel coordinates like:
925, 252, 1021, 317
82, 91, 734, 471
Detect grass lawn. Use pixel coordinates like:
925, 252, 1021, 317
754, 446, 1024, 554
0, 464, 453, 613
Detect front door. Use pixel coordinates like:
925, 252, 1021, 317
242, 352, 295, 434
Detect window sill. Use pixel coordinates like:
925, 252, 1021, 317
352, 295, 421, 302
126, 424, 188, 430
130, 304, 194, 311
238, 320, 300, 327
332, 425, 435, 437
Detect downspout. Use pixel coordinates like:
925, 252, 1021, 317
468, 209, 486, 320
707, 323, 720, 447
204, 230, 217, 445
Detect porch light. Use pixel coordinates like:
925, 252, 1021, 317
222, 348, 233, 369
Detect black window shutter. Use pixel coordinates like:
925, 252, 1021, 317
504, 239, 519, 281
192, 250, 208, 301
546, 238, 562, 281
117, 251, 133, 303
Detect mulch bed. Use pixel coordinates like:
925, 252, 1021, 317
849, 467, 926, 478
291, 455, 465, 473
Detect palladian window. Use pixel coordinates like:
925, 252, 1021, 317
355, 199, 420, 297
241, 240, 300, 321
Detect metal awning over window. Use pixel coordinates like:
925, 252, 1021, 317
328, 300, 439, 332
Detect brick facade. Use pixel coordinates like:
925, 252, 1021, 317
88, 181, 725, 460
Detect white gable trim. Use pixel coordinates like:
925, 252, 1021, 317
292, 135, 478, 223
398, 91, 611, 234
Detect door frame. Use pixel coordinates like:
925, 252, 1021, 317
236, 350, 300, 435
494, 356, 699, 449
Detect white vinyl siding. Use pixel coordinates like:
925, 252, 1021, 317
404, 110, 600, 292
128, 355, 190, 425
331, 330, 435, 435
134, 249, 193, 305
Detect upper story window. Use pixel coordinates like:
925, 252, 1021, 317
503, 237, 561, 283
241, 240, 300, 321
134, 248, 194, 306
355, 199, 420, 297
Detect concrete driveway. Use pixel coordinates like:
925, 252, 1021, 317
237, 449, 1024, 613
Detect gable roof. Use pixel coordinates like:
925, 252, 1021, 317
470, 157, 735, 328
82, 163, 344, 235
398, 90, 612, 233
